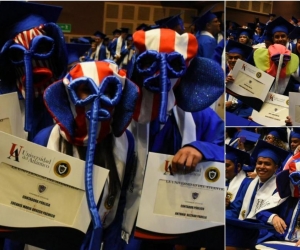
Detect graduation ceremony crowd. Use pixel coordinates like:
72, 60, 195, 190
225, 12, 300, 126
0, 1, 225, 250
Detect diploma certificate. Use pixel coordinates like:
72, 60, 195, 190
135, 152, 224, 245
251, 92, 289, 126
289, 92, 300, 126
227, 59, 274, 111
0, 132, 109, 249
0, 92, 27, 139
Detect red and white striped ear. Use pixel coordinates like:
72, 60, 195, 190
133, 29, 198, 66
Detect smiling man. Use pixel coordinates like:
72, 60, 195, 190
226, 140, 290, 250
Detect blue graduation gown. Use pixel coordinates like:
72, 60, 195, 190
95, 44, 107, 61
196, 33, 217, 59
149, 107, 224, 162
110, 37, 126, 62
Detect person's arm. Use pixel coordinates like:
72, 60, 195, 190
172, 108, 224, 173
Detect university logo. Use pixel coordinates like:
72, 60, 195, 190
205, 167, 220, 182
192, 192, 199, 200
256, 72, 262, 78
226, 191, 233, 201
7, 143, 23, 162
241, 210, 246, 219
54, 160, 71, 177
163, 160, 174, 176
38, 184, 47, 193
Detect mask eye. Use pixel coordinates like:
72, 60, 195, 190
8, 44, 25, 64
76, 82, 93, 100
290, 172, 300, 185
136, 50, 159, 76
31, 35, 55, 58
166, 52, 186, 77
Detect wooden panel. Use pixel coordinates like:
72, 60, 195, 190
122, 5, 135, 20
138, 6, 151, 21
106, 3, 119, 19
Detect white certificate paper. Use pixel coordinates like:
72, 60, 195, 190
227, 59, 274, 111
0, 131, 109, 249
135, 152, 224, 243
251, 92, 289, 126
0, 92, 27, 139
289, 92, 300, 126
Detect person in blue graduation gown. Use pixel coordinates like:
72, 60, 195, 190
124, 27, 224, 250
226, 140, 290, 250
226, 145, 253, 209
118, 34, 135, 70
110, 28, 129, 65
225, 40, 254, 119
265, 16, 295, 51
256, 149, 300, 248
32, 60, 139, 250
194, 7, 221, 59
93, 31, 108, 61
0, 1, 68, 142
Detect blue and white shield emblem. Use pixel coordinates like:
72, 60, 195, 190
192, 192, 199, 200
38, 184, 47, 193
58, 164, 68, 175
208, 170, 217, 180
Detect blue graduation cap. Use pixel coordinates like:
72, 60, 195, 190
154, 13, 184, 30
66, 43, 90, 65
226, 40, 253, 58
290, 127, 300, 139
126, 34, 133, 40
288, 26, 300, 40
0, 1, 62, 47
112, 29, 122, 35
136, 23, 149, 31
70, 37, 90, 44
237, 27, 254, 39
213, 11, 224, 21
93, 31, 106, 39
251, 139, 290, 165
194, 5, 218, 31
291, 16, 298, 26
261, 30, 273, 41
226, 30, 238, 40
265, 16, 295, 35
227, 21, 241, 30
247, 22, 256, 30
226, 145, 251, 169
238, 130, 260, 144
120, 27, 129, 34
267, 127, 288, 142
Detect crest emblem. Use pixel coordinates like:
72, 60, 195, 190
192, 192, 199, 200
54, 160, 71, 177
241, 210, 246, 219
205, 167, 220, 182
256, 72, 262, 78
226, 191, 233, 201
38, 184, 47, 193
